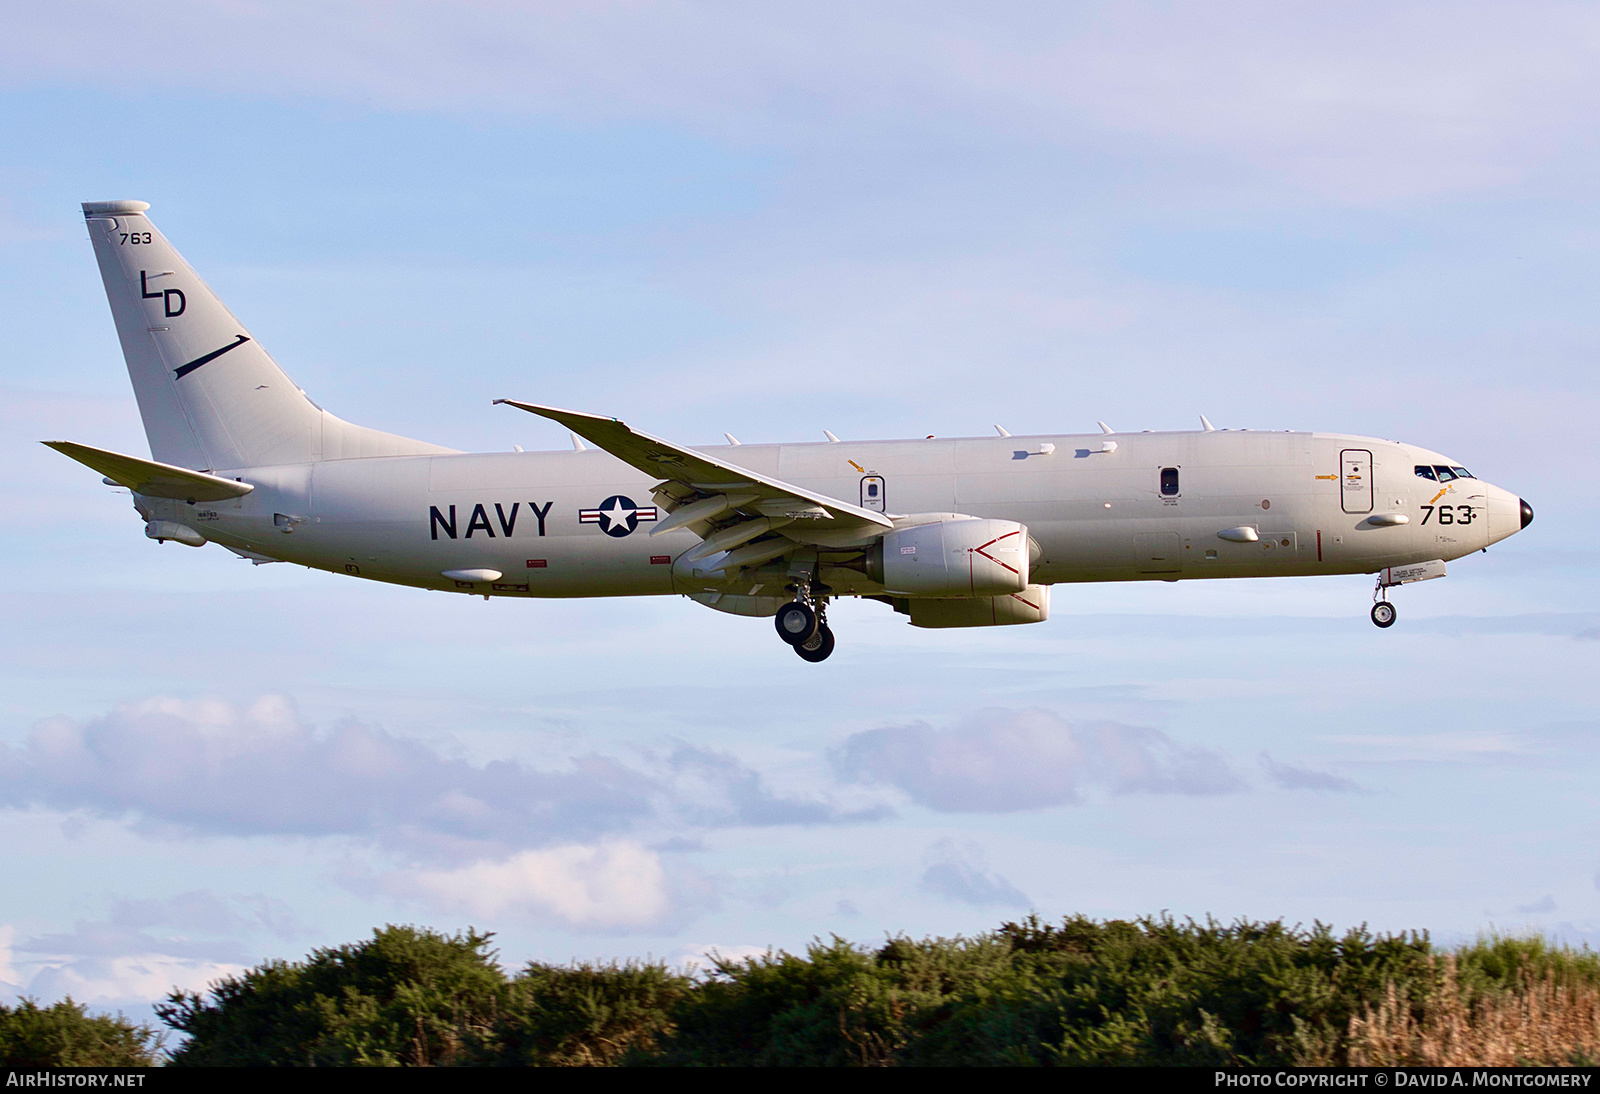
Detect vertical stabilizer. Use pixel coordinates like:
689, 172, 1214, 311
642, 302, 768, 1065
82, 201, 452, 470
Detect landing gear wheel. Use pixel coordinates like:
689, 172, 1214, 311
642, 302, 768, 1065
794, 623, 835, 662
774, 601, 818, 645
1371, 602, 1397, 628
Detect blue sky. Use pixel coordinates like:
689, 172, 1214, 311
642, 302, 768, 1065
1, 1, 1597, 1020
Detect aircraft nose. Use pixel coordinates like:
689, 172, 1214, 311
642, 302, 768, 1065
1483, 484, 1526, 546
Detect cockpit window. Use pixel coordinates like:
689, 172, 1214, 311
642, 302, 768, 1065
1451, 466, 1474, 479
1415, 465, 1437, 481
1433, 465, 1457, 482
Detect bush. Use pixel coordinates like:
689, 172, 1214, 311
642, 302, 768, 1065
0, 998, 160, 1067
638, 916, 1437, 1066
149, 916, 1600, 1066
482, 962, 691, 1066
158, 925, 509, 1066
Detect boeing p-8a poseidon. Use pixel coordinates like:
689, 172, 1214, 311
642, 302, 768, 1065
49, 201, 1534, 662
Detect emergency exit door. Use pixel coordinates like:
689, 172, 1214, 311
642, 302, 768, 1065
860, 475, 886, 513
1340, 449, 1373, 514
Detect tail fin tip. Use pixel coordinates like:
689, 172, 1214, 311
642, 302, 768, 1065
82, 200, 150, 217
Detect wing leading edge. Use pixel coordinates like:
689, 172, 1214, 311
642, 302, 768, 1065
495, 401, 890, 566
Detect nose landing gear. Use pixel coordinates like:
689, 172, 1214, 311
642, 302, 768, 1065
1371, 572, 1398, 628
1370, 599, 1397, 628
775, 576, 835, 661
1368, 559, 1447, 628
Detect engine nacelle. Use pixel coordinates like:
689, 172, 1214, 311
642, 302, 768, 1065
907, 584, 1050, 628
868, 518, 1030, 597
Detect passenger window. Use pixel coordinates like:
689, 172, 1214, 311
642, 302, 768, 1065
1160, 467, 1180, 496
1433, 466, 1457, 482
1414, 465, 1437, 481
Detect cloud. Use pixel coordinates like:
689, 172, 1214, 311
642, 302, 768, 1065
0, 926, 18, 992
0, 696, 653, 855
672, 943, 771, 974
0, 696, 888, 937
10, 890, 308, 981
1315, 731, 1526, 765
6, 2, 1596, 204
832, 708, 1243, 812
0, 892, 296, 1010
918, 841, 1029, 908
0, 697, 861, 859
1514, 895, 1558, 915
17, 923, 250, 966
106, 890, 302, 940
23, 953, 243, 1011
663, 744, 889, 827
1259, 752, 1361, 792
379, 841, 672, 929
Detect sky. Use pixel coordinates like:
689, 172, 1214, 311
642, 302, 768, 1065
1, 1, 1598, 1024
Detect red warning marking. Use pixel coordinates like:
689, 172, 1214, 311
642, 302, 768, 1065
973, 530, 1023, 575
526, 559, 548, 569
650, 555, 671, 565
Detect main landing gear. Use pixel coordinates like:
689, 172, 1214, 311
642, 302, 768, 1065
775, 577, 835, 662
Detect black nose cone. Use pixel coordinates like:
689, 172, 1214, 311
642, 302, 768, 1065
1521, 499, 1534, 529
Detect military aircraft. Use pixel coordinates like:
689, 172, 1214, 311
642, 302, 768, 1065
48, 201, 1533, 662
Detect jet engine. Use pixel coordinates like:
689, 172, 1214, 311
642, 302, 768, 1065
864, 518, 1031, 597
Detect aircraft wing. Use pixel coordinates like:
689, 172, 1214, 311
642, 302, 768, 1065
496, 401, 891, 557
43, 440, 255, 502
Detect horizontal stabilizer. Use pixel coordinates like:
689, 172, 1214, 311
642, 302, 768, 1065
43, 440, 255, 502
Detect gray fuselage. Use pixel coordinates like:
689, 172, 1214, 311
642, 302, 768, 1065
142, 428, 1522, 601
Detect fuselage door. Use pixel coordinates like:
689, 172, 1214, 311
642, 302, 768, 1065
1340, 449, 1373, 514
1134, 531, 1182, 573
860, 475, 886, 513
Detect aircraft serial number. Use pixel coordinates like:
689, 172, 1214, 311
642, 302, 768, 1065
1420, 504, 1474, 525
120, 233, 153, 244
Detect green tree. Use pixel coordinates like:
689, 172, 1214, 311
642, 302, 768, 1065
480, 961, 690, 1066
159, 925, 509, 1066
0, 998, 160, 1067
